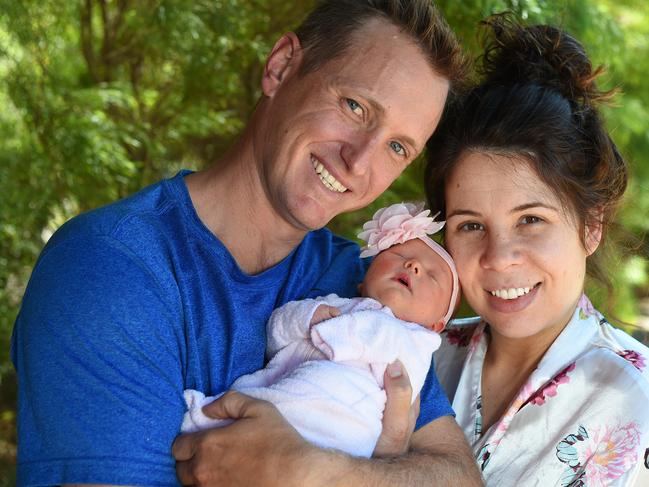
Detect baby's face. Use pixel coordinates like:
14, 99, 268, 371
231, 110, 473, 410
361, 239, 453, 331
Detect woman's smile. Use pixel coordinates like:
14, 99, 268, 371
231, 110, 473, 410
485, 282, 540, 313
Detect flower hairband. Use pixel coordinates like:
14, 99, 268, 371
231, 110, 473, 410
357, 202, 444, 258
357, 202, 460, 325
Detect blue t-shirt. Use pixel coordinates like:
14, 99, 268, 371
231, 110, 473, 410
11, 171, 453, 486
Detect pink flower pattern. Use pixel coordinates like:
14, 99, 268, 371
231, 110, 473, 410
444, 325, 476, 347
526, 362, 576, 407
617, 349, 646, 371
576, 423, 640, 484
578, 294, 599, 320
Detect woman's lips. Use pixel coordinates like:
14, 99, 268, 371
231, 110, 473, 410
486, 283, 540, 313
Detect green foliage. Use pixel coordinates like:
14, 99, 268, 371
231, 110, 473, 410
0, 0, 647, 479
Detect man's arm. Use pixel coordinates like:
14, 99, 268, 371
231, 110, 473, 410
13, 236, 185, 485
298, 416, 481, 487
173, 365, 483, 486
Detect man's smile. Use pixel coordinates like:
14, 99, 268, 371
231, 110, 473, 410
311, 155, 348, 193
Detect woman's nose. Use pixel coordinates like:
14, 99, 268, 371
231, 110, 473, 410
404, 259, 421, 275
479, 233, 522, 270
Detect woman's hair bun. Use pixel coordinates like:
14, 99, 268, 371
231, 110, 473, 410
479, 12, 614, 106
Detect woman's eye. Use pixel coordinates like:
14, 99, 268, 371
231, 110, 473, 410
458, 222, 484, 232
346, 98, 363, 117
389, 141, 406, 157
520, 215, 543, 225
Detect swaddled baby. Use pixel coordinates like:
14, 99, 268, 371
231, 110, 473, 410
182, 202, 459, 457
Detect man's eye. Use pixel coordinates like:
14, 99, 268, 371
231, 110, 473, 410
346, 98, 363, 116
389, 141, 406, 156
459, 222, 483, 232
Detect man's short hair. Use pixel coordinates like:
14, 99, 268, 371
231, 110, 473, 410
295, 0, 469, 92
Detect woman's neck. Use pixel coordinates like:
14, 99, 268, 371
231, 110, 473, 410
479, 318, 571, 435
485, 328, 556, 372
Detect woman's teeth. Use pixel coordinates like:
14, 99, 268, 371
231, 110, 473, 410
490, 287, 531, 300
312, 157, 348, 193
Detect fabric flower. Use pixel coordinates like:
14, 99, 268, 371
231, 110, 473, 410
358, 202, 445, 258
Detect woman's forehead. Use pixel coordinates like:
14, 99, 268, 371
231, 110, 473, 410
445, 151, 561, 208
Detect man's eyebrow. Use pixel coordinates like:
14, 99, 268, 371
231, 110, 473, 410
446, 202, 559, 219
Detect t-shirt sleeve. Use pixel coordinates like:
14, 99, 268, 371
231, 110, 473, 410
11, 235, 186, 486
415, 357, 455, 430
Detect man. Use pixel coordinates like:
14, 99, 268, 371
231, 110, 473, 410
11, 1, 482, 485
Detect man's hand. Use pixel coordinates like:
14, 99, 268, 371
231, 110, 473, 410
309, 304, 341, 326
373, 360, 419, 457
173, 391, 319, 486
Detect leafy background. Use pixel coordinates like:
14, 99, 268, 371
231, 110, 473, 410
1, 0, 647, 483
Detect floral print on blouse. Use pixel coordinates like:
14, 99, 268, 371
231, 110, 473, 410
435, 294, 649, 486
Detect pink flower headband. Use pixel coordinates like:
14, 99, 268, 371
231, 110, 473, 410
358, 202, 459, 325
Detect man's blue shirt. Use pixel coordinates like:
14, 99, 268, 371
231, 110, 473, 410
11, 171, 452, 486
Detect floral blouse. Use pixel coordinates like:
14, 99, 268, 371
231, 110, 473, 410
435, 295, 649, 486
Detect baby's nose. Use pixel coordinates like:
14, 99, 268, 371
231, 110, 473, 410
405, 260, 420, 275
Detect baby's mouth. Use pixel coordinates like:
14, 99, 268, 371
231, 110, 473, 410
394, 273, 411, 289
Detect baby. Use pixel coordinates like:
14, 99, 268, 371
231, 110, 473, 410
182, 202, 459, 457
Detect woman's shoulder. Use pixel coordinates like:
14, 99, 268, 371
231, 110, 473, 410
434, 318, 485, 400
595, 319, 648, 370
578, 318, 649, 393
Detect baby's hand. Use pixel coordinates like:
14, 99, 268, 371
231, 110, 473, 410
310, 304, 341, 326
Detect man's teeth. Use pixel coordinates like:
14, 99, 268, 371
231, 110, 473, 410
312, 157, 347, 193
490, 287, 532, 300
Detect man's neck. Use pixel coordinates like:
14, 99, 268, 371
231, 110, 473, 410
185, 137, 307, 276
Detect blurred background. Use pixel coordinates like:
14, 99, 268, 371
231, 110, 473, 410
1, 0, 648, 483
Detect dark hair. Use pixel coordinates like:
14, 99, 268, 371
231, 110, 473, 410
295, 0, 470, 93
424, 13, 627, 295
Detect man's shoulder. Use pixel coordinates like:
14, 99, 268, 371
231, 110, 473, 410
53, 175, 177, 241
299, 229, 369, 299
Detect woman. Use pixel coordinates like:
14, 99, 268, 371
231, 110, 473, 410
425, 15, 649, 485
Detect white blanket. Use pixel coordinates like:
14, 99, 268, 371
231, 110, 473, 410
182, 294, 441, 457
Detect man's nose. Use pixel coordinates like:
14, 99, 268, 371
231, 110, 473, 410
479, 232, 522, 271
340, 131, 381, 176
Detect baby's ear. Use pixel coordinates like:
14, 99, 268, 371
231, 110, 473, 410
357, 282, 364, 297
431, 320, 445, 333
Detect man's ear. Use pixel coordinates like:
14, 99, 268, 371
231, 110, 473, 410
585, 208, 604, 256
261, 32, 302, 98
